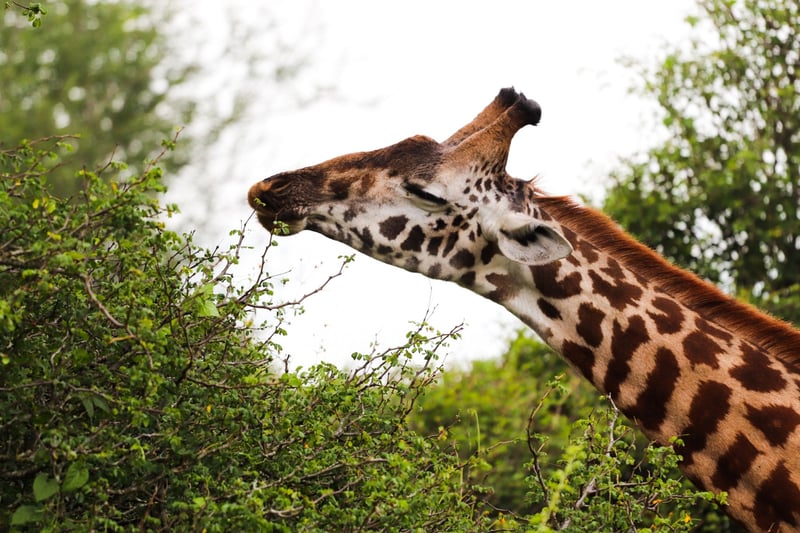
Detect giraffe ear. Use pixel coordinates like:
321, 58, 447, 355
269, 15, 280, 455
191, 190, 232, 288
496, 215, 573, 265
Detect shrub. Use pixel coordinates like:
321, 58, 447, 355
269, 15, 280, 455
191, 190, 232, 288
411, 334, 731, 531
0, 137, 491, 531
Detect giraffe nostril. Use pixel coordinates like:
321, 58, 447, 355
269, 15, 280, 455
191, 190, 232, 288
266, 179, 292, 195
248, 176, 293, 211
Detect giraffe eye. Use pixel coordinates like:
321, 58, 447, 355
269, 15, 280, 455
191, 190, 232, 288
404, 183, 448, 211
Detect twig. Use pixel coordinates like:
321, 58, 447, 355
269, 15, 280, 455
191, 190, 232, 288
558, 396, 621, 531
84, 274, 124, 327
526, 380, 561, 508
243, 255, 349, 310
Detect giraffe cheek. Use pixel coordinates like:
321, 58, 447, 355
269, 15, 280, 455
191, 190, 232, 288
458, 271, 476, 286
400, 226, 425, 252
449, 249, 476, 270
379, 215, 409, 241
427, 263, 442, 278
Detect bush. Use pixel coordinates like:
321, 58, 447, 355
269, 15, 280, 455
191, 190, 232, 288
0, 137, 492, 531
411, 334, 732, 531
0, 136, 733, 531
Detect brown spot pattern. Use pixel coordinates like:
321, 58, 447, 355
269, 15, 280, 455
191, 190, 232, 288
427, 236, 443, 256
358, 173, 376, 194
576, 303, 604, 348
626, 347, 680, 432
603, 315, 649, 398
588, 270, 643, 311
730, 343, 787, 392
449, 249, 475, 269
647, 297, 684, 335
696, 316, 734, 343
711, 433, 759, 491
442, 232, 459, 256
354, 227, 374, 249
676, 380, 732, 466
400, 225, 425, 251
753, 463, 800, 531
459, 271, 476, 286
601, 257, 625, 279
379, 215, 408, 240
537, 298, 561, 320
343, 206, 358, 222
682, 331, 723, 369
746, 404, 800, 447
563, 340, 595, 381
480, 243, 497, 264
486, 273, 518, 302
531, 263, 582, 300
575, 239, 599, 264
329, 177, 351, 200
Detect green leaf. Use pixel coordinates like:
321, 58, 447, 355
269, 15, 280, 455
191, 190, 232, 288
11, 504, 44, 525
197, 298, 220, 318
63, 463, 90, 492
92, 395, 110, 414
33, 473, 59, 502
80, 395, 94, 419
195, 283, 220, 317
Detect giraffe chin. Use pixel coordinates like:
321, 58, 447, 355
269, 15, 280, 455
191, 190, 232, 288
254, 211, 307, 235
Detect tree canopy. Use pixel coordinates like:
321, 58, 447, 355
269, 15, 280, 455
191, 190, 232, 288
1, 0, 196, 195
603, 0, 800, 323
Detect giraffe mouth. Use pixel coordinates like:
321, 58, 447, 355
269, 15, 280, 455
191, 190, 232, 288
247, 180, 308, 234
254, 209, 307, 234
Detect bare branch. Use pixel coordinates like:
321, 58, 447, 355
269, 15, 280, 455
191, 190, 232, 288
84, 274, 124, 328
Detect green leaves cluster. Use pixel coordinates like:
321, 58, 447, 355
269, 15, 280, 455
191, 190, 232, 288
1, 1, 197, 197
605, 0, 800, 323
3, 2, 47, 27
411, 334, 731, 531
0, 139, 491, 531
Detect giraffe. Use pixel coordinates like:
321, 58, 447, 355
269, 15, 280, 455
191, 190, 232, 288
248, 88, 800, 532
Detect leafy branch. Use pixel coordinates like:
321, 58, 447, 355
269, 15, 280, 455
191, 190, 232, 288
4, 1, 47, 27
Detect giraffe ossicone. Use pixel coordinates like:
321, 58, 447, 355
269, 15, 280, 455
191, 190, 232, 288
249, 88, 800, 532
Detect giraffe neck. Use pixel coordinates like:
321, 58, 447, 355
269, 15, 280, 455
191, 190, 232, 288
481, 196, 800, 531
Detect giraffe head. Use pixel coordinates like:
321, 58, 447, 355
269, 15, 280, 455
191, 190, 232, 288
248, 88, 572, 293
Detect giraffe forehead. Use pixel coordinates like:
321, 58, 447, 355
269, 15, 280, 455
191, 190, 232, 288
317, 137, 524, 200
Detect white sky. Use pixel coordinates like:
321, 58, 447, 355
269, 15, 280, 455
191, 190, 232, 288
173, 0, 699, 369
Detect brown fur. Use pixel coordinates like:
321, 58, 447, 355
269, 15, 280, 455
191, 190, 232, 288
537, 194, 800, 372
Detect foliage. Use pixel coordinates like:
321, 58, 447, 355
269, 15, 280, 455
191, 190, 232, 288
411, 334, 731, 531
1, 0, 198, 196
4, 2, 47, 27
1, 0, 310, 200
0, 138, 493, 531
603, 0, 800, 323
410, 333, 595, 515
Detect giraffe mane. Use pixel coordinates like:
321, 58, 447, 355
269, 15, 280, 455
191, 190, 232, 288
537, 194, 800, 372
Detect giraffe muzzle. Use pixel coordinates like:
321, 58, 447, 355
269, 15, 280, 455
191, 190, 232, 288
247, 177, 308, 234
